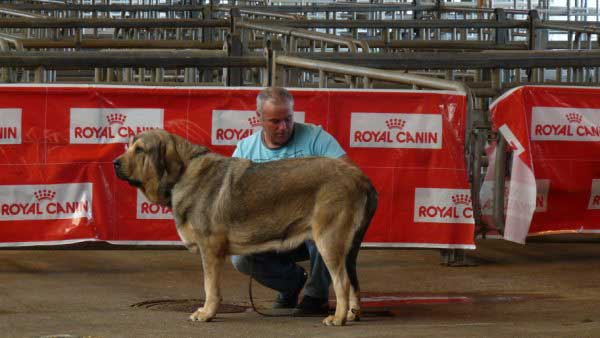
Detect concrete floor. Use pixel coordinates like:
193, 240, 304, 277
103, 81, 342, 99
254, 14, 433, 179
1, 237, 600, 338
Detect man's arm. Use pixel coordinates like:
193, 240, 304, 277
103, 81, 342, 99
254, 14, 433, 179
232, 139, 246, 159
308, 126, 360, 167
311, 126, 345, 158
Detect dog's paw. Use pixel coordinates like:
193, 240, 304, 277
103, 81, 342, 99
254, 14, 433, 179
346, 308, 361, 322
189, 309, 215, 322
322, 315, 346, 326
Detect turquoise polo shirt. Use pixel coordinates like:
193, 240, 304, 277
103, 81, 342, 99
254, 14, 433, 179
232, 122, 346, 162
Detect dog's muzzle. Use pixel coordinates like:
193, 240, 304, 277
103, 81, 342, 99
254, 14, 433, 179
113, 159, 142, 188
113, 158, 125, 178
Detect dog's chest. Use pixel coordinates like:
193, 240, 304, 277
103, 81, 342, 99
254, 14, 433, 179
176, 222, 199, 253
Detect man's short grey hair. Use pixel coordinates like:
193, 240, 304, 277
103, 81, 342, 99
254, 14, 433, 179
256, 87, 294, 114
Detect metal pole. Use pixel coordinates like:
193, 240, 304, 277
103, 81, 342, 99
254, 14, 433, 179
493, 134, 507, 232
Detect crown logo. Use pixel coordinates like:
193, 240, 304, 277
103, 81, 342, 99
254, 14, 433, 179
385, 118, 405, 130
451, 194, 471, 205
34, 189, 56, 201
566, 113, 582, 124
106, 113, 127, 125
248, 116, 262, 128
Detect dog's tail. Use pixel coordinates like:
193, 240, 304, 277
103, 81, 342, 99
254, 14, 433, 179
346, 183, 378, 293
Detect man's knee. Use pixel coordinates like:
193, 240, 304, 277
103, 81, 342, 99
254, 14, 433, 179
304, 240, 318, 255
230, 255, 252, 275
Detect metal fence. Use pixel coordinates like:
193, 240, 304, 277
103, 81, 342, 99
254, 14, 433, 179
2, 0, 600, 246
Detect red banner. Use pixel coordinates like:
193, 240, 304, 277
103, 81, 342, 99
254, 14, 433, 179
488, 85, 600, 237
0, 85, 473, 248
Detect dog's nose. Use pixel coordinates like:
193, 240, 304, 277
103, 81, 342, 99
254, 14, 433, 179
113, 159, 121, 170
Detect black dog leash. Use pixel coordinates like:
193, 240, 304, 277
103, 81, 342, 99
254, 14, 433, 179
247, 257, 297, 317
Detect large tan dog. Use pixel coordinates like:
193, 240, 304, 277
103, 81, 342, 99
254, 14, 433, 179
113, 129, 378, 326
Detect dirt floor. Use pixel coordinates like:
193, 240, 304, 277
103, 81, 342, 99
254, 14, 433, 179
1, 237, 600, 338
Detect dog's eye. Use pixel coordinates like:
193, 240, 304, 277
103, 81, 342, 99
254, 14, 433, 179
135, 147, 144, 154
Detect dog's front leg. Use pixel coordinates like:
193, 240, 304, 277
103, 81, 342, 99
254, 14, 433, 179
190, 238, 226, 322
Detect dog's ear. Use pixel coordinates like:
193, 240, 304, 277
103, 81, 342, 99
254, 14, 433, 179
175, 134, 209, 162
155, 133, 181, 207
156, 132, 209, 207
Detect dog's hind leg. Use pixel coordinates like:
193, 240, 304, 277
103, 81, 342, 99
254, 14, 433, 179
346, 186, 378, 322
316, 243, 349, 326
345, 215, 370, 322
312, 212, 353, 326
345, 223, 369, 322
345, 247, 361, 322
189, 236, 226, 322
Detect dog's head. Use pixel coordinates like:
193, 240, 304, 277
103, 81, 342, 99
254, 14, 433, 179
113, 129, 208, 207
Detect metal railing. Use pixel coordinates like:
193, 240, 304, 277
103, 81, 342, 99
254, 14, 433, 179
1, 0, 600, 256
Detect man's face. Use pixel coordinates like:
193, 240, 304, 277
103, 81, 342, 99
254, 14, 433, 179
259, 100, 294, 148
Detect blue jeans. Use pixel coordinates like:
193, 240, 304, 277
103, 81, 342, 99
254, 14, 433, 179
230, 240, 331, 300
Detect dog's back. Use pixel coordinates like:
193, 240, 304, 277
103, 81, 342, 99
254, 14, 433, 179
177, 155, 374, 256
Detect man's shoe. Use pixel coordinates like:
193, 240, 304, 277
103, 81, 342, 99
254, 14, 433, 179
272, 269, 308, 309
292, 295, 330, 316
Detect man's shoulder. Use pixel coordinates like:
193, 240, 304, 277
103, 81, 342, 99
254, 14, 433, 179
295, 122, 324, 138
237, 130, 261, 147
295, 122, 345, 158
234, 130, 262, 158
296, 122, 321, 131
